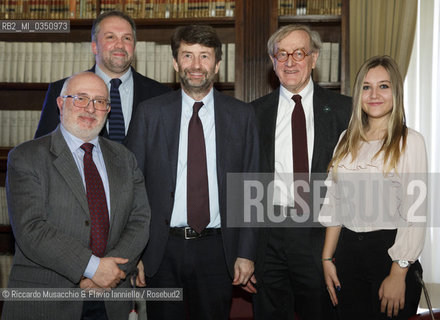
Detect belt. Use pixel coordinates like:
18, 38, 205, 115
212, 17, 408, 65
169, 227, 221, 240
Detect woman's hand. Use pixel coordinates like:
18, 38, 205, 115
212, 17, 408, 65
323, 259, 341, 306
378, 262, 408, 317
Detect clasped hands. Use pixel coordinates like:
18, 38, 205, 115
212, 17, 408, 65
80, 257, 128, 292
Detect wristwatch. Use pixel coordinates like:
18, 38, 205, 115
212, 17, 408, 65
394, 260, 410, 268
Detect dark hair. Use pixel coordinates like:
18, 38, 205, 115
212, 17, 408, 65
91, 10, 137, 44
171, 25, 222, 63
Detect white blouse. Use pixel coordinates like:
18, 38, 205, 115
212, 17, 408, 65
319, 128, 428, 261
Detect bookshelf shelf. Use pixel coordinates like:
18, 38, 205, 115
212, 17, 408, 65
0, 83, 50, 90
66, 17, 235, 27
279, 14, 341, 23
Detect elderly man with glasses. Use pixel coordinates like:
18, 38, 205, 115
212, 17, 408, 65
3, 72, 150, 320
249, 25, 352, 320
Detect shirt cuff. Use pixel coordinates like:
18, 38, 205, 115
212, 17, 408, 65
83, 255, 100, 279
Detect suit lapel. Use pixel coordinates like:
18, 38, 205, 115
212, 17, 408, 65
259, 89, 279, 172
51, 128, 90, 217
99, 138, 123, 237
311, 84, 333, 172
161, 90, 183, 188
213, 90, 229, 191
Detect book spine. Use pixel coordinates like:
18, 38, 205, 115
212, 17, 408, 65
24, 42, 34, 83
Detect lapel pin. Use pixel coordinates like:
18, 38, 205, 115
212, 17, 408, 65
322, 106, 331, 113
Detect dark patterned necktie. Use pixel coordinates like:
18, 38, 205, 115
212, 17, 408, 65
187, 102, 210, 233
81, 143, 109, 257
108, 78, 125, 143
291, 95, 309, 214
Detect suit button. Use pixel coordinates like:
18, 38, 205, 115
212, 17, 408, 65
165, 219, 170, 226
85, 221, 90, 227
170, 192, 174, 198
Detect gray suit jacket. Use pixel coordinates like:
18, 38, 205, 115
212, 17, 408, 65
2, 127, 150, 320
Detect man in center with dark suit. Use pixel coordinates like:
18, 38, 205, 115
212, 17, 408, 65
125, 24, 259, 320
34, 10, 171, 141
250, 25, 352, 320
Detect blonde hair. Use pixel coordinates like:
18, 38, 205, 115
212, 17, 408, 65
330, 55, 407, 174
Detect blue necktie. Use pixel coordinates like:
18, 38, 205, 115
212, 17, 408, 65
108, 78, 125, 143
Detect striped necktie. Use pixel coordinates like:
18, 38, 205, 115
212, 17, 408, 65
108, 78, 125, 143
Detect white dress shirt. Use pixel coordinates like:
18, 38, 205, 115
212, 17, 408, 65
170, 89, 221, 228
273, 79, 315, 207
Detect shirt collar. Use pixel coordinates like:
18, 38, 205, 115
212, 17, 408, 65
60, 124, 101, 154
95, 64, 132, 85
280, 77, 314, 101
181, 88, 215, 115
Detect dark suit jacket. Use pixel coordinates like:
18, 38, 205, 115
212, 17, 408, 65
251, 83, 351, 280
3, 127, 150, 320
125, 89, 260, 278
34, 65, 171, 138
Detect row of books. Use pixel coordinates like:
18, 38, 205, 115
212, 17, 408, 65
102, 0, 236, 19
313, 42, 340, 83
0, 0, 96, 19
0, 110, 41, 147
0, 187, 8, 225
0, 42, 94, 83
0, 41, 236, 84
279, 0, 342, 16
0, 254, 13, 288
0, 0, 235, 20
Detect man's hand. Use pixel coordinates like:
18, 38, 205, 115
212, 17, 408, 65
135, 260, 146, 287
80, 277, 105, 293
232, 258, 256, 293
92, 257, 128, 288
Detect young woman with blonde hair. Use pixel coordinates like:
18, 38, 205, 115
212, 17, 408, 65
319, 55, 427, 320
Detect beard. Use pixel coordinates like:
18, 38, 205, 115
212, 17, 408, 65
102, 49, 133, 74
178, 66, 217, 96
62, 105, 107, 142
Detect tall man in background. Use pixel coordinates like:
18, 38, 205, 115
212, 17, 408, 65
3, 72, 150, 320
126, 25, 259, 320
34, 10, 170, 141
250, 25, 351, 320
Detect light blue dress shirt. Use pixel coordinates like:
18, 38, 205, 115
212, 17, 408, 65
60, 124, 110, 279
95, 65, 134, 135
170, 89, 221, 229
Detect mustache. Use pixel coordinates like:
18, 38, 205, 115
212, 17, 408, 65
78, 113, 98, 120
111, 49, 128, 56
184, 68, 207, 75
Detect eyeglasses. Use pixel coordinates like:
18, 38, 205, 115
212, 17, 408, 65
62, 95, 110, 111
274, 48, 312, 62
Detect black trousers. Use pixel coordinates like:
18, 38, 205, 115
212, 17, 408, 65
335, 228, 422, 320
81, 301, 108, 320
253, 228, 335, 320
146, 232, 232, 320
